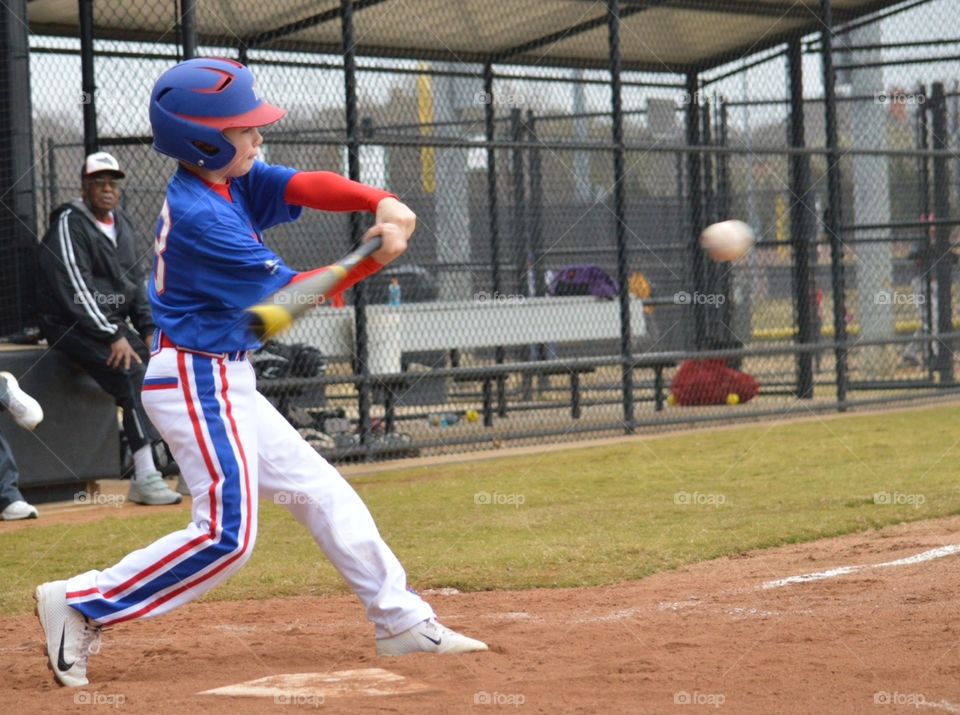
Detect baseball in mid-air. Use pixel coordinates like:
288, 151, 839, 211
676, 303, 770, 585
700, 220, 755, 262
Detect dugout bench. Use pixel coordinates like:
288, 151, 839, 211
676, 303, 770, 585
269, 295, 673, 430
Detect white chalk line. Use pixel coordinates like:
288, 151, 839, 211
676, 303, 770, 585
917, 698, 960, 714
761, 545, 960, 590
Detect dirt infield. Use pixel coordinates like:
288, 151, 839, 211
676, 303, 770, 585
6, 516, 960, 713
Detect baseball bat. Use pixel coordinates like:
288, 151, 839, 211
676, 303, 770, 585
247, 236, 383, 341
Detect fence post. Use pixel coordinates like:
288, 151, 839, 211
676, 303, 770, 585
340, 0, 373, 457
510, 108, 527, 299
79, 0, 98, 155
787, 39, 815, 399
700, 101, 714, 226
482, 63, 508, 419
527, 110, 544, 297
527, 110, 549, 395
510, 108, 533, 401
606, 0, 635, 433
820, 0, 849, 408
685, 72, 707, 352
180, 0, 198, 60
915, 85, 936, 376
716, 99, 730, 220
0, 0, 37, 336
46, 137, 56, 222
931, 82, 954, 384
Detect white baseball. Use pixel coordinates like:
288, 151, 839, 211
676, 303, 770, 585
700, 220, 755, 262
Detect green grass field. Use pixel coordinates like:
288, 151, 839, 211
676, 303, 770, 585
2, 403, 959, 616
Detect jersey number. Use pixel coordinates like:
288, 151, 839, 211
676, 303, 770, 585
154, 200, 171, 294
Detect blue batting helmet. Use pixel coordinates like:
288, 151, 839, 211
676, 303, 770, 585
149, 57, 285, 170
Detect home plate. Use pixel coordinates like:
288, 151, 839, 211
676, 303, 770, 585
200, 668, 433, 703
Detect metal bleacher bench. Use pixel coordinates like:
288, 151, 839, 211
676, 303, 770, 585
274, 295, 652, 427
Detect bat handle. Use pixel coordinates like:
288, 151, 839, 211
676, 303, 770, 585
354, 235, 384, 259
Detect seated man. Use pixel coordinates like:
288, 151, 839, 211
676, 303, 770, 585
0, 372, 42, 520
36, 152, 180, 506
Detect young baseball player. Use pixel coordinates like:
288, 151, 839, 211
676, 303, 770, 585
36, 57, 486, 688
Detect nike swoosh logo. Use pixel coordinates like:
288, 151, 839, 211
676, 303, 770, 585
421, 633, 442, 646
58, 625, 75, 671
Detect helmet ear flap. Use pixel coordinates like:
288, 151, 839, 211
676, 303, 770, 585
192, 140, 220, 156
176, 133, 235, 170
191, 140, 221, 168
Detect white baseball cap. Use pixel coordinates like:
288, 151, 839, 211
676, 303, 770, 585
81, 151, 126, 179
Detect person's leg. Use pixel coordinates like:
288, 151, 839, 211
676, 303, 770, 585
0, 430, 37, 520
47, 329, 156, 451
46, 329, 178, 504
36, 350, 260, 686
253, 389, 486, 654
0, 431, 24, 509
253, 389, 432, 637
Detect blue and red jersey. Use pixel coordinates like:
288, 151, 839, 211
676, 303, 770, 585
148, 161, 391, 353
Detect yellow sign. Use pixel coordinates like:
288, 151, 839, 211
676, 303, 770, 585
776, 194, 788, 257
417, 65, 436, 194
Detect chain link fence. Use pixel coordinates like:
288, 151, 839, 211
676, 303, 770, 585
5, 0, 960, 462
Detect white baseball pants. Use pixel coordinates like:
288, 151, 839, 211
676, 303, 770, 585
65, 346, 433, 637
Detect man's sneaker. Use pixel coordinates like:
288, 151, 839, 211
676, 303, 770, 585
128, 472, 182, 506
2, 500, 38, 520
376, 618, 488, 656
35, 580, 101, 687
0, 372, 43, 430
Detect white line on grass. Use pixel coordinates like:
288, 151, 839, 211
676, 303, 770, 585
760, 545, 960, 590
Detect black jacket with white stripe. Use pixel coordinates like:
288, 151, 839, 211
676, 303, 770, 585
37, 199, 155, 345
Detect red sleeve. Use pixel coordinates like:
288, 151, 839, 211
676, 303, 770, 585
284, 171, 396, 214
287, 256, 383, 308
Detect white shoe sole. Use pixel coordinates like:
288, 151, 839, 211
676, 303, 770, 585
1, 503, 38, 520
376, 624, 489, 656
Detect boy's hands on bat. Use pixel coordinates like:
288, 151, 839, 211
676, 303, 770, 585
367, 197, 416, 265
